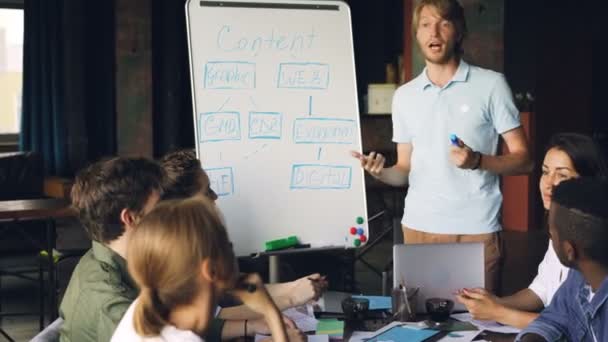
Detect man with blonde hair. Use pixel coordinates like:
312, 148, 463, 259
353, 0, 533, 292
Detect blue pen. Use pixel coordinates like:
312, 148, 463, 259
449, 134, 459, 146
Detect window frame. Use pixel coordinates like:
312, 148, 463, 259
0, 0, 24, 151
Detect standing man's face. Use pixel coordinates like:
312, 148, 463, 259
416, 5, 458, 65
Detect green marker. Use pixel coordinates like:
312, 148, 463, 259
265, 236, 299, 251
356, 216, 364, 224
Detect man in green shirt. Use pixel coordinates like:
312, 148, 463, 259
59, 157, 284, 341
59, 157, 165, 342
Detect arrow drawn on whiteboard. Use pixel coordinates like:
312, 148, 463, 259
308, 95, 313, 116
317, 147, 322, 160
243, 143, 268, 159
218, 97, 231, 111
249, 96, 257, 109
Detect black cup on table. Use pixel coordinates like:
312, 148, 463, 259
425, 298, 454, 322
342, 297, 369, 318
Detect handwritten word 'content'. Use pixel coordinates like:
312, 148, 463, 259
216, 25, 317, 58
291, 164, 352, 190
204, 62, 256, 89
200, 112, 241, 142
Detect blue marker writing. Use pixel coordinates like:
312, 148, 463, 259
449, 133, 460, 146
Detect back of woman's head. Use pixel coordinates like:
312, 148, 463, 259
128, 197, 236, 336
547, 133, 608, 179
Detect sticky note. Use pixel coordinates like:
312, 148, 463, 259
316, 319, 344, 338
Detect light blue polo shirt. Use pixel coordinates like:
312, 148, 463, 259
392, 60, 520, 235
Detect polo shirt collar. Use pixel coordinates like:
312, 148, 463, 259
420, 59, 470, 90
91, 240, 137, 290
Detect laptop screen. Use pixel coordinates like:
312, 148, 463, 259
393, 243, 484, 313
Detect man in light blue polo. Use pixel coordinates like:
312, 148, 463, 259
352, 0, 533, 292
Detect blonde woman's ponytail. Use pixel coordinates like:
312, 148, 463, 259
133, 287, 169, 336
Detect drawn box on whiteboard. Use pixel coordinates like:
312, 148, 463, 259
277, 63, 330, 89
199, 111, 241, 143
290, 164, 352, 190
367, 83, 396, 114
206, 167, 234, 196
204, 61, 256, 89
293, 118, 356, 144
249, 112, 282, 139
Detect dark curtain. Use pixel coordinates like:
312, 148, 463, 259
20, 0, 116, 176
152, 0, 194, 157
19, 0, 67, 175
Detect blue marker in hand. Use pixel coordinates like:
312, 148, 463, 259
449, 134, 460, 147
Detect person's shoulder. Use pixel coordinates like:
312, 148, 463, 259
160, 325, 205, 342
562, 269, 585, 290
395, 71, 427, 96
466, 63, 505, 84
110, 301, 142, 341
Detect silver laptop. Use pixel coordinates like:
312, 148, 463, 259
393, 243, 484, 313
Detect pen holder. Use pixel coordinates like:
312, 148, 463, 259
391, 287, 418, 322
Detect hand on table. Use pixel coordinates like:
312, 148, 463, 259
455, 287, 504, 321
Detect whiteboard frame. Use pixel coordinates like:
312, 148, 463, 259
185, 0, 368, 256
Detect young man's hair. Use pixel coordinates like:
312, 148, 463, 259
552, 178, 608, 266
129, 197, 237, 336
412, 0, 467, 56
159, 149, 203, 200
71, 157, 165, 243
547, 132, 608, 180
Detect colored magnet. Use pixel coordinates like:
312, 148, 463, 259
359, 235, 367, 243
353, 239, 361, 247
350, 227, 357, 235
356, 216, 364, 224
357, 228, 364, 236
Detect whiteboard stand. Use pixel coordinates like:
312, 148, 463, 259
252, 246, 348, 284
269, 255, 280, 283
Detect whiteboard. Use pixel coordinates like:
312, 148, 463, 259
186, 0, 368, 256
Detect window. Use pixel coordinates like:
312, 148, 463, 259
0, 2, 23, 148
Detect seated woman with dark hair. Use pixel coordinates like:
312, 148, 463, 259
456, 132, 608, 328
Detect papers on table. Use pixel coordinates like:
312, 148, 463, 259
283, 304, 318, 332
361, 321, 439, 342
451, 312, 521, 334
254, 334, 329, 342
255, 304, 326, 342
352, 321, 482, 342
439, 330, 482, 341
